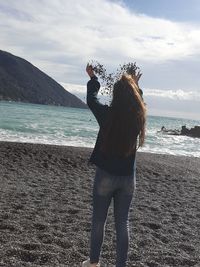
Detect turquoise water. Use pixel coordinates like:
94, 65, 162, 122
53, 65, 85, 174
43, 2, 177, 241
0, 101, 200, 157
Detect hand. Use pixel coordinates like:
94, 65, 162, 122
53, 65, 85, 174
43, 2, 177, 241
86, 64, 95, 78
131, 70, 142, 85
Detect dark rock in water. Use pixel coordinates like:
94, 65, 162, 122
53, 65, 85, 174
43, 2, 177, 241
181, 125, 200, 138
0, 50, 87, 109
158, 125, 200, 138
157, 127, 181, 136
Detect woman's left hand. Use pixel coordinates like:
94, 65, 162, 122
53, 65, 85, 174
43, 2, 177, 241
132, 70, 142, 85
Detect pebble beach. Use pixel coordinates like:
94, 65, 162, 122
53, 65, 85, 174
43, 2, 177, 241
0, 141, 200, 267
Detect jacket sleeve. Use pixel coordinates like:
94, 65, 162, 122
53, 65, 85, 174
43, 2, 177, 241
87, 75, 108, 126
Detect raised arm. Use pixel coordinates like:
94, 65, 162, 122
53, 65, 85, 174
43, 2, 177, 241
86, 65, 108, 126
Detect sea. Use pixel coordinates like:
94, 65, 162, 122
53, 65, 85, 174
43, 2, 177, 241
0, 101, 200, 158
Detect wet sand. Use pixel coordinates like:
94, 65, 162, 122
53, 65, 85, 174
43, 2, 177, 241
0, 141, 200, 267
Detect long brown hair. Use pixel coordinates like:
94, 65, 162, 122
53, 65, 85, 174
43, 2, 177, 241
100, 74, 146, 157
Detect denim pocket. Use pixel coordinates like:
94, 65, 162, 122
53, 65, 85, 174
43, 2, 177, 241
95, 167, 114, 196
97, 176, 113, 196
94, 167, 136, 196
123, 175, 136, 195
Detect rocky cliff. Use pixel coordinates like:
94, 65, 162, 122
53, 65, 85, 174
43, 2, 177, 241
0, 50, 87, 109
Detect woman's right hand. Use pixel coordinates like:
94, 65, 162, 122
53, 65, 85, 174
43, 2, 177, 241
86, 64, 95, 78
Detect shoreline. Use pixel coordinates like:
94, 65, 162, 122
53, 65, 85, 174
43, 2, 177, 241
0, 141, 200, 266
0, 140, 200, 159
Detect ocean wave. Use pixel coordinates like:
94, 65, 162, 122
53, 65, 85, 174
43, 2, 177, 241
0, 102, 200, 158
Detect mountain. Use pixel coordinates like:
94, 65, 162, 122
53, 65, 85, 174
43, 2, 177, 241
0, 50, 87, 109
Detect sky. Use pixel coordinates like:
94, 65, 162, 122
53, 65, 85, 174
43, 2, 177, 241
0, 0, 200, 120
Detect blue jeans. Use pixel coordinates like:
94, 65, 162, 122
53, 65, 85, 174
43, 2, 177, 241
89, 166, 136, 267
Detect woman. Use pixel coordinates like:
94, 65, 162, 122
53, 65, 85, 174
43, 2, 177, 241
82, 65, 146, 267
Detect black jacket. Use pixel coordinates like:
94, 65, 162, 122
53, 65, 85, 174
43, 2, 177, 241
87, 75, 137, 176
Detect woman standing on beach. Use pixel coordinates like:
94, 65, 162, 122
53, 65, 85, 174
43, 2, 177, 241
82, 64, 146, 267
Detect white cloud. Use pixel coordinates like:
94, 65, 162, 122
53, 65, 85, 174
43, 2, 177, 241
1, 0, 200, 76
60, 82, 111, 104
60, 82, 200, 102
59, 81, 200, 120
60, 82, 86, 94
144, 88, 200, 101
1, 0, 200, 119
